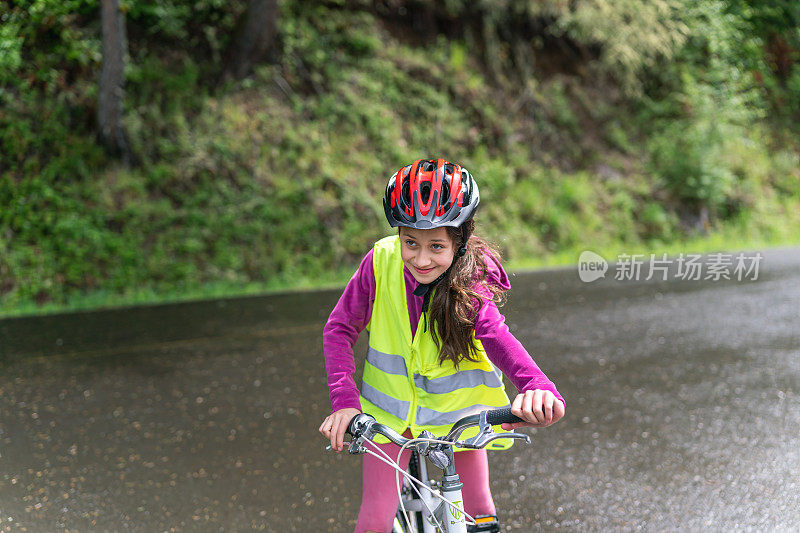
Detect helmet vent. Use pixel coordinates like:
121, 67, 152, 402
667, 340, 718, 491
440, 180, 451, 209
420, 181, 431, 203
401, 180, 411, 204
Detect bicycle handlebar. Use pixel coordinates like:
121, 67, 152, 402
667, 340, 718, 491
346, 407, 528, 453
346, 415, 409, 448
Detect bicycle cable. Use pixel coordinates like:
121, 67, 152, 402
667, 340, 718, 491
363, 436, 477, 529
362, 440, 441, 530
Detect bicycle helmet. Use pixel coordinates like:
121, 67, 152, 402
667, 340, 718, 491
384, 159, 481, 311
383, 158, 480, 230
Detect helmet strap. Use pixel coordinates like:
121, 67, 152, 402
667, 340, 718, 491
412, 272, 445, 315
455, 224, 470, 258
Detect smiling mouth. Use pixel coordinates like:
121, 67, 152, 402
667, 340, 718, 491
414, 266, 435, 274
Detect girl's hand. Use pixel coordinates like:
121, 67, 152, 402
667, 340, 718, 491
319, 407, 362, 452
501, 389, 565, 430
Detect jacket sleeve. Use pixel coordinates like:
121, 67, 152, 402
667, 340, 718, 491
322, 249, 376, 413
473, 251, 564, 405
474, 298, 564, 405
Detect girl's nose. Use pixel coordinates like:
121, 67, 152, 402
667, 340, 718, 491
417, 249, 432, 265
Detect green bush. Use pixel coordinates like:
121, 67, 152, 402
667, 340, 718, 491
1, 0, 799, 314
648, 116, 735, 210
642, 0, 769, 219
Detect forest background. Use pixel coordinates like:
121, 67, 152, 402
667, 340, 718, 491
1, 0, 799, 317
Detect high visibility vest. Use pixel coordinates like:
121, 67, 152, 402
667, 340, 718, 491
360, 235, 515, 450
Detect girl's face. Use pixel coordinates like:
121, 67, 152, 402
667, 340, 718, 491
399, 226, 455, 284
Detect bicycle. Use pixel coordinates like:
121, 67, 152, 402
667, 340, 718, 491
340, 408, 529, 533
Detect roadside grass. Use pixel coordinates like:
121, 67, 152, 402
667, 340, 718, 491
3, 227, 797, 319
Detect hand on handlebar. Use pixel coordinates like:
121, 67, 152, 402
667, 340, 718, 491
502, 389, 565, 430
319, 407, 361, 452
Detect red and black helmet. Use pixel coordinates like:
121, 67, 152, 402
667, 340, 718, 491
383, 158, 480, 229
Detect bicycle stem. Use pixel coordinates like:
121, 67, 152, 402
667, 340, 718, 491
438, 446, 468, 533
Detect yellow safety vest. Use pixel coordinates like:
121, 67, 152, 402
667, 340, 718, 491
360, 235, 514, 450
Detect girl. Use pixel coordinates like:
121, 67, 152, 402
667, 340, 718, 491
320, 159, 565, 533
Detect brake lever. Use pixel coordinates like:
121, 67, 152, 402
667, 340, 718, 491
458, 410, 531, 449
347, 437, 366, 454
458, 431, 530, 449
325, 441, 355, 452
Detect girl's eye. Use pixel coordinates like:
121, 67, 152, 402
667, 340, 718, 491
431, 244, 443, 250
405, 240, 416, 247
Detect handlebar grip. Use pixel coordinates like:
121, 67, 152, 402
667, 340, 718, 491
485, 407, 524, 425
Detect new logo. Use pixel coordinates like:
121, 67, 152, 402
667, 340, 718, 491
578, 250, 608, 282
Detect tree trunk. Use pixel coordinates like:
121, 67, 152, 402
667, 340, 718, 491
226, 0, 279, 80
98, 0, 131, 163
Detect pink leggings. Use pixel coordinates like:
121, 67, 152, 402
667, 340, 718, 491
354, 430, 496, 533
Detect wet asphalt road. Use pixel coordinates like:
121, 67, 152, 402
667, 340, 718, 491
0, 247, 798, 532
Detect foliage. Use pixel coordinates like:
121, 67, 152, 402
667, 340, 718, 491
560, 0, 691, 92
0, 0, 799, 314
724, 0, 800, 123
642, 1, 768, 214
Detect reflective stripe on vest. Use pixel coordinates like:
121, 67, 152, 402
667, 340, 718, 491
361, 382, 410, 421
415, 403, 505, 427
366, 347, 407, 376
413, 368, 503, 395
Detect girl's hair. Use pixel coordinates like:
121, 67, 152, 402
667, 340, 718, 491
426, 219, 507, 367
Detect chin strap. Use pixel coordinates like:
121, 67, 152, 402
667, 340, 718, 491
412, 273, 444, 315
